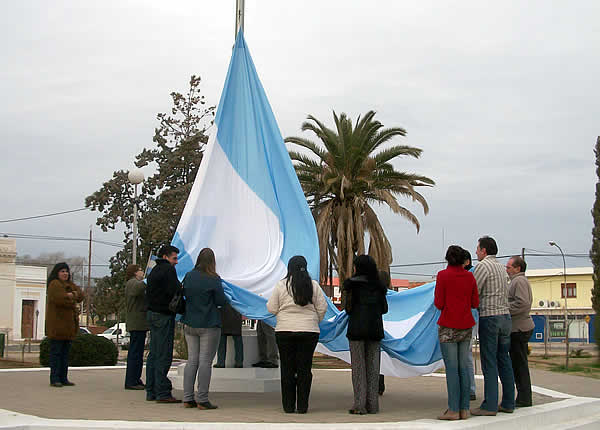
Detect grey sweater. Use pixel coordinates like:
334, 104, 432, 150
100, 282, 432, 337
508, 272, 535, 332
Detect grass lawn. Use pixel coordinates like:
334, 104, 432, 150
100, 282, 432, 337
529, 353, 600, 379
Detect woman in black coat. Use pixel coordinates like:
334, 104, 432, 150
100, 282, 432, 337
343, 255, 388, 415
214, 302, 244, 367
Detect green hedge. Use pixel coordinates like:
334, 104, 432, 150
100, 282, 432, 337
40, 334, 118, 366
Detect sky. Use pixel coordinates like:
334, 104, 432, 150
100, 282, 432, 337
0, 1, 598, 280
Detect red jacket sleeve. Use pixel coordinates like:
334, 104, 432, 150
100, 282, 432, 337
434, 272, 445, 310
470, 274, 479, 309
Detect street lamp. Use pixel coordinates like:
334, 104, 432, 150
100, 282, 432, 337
549, 240, 569, 370
128, 168, 144, 265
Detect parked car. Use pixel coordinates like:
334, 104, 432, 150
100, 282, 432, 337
99, 323, 130, 346
79, 327, 92, 335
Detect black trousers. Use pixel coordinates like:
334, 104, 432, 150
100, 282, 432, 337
275, 331, 319, 413
49, 339, 72, 384
125, 330, 147, 387
509, 330, 533, 406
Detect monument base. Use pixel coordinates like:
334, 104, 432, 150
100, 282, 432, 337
168, 326, 280, 393
169, 364, 280, 393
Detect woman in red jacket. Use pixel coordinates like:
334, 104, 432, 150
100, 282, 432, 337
434, 246, 479, 421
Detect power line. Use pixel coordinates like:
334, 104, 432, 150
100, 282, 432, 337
0, 208, 88, 223
390, 253, 589, 268
1, 232, 123, 248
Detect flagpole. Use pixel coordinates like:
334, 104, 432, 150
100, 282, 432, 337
235, 0, 245, 38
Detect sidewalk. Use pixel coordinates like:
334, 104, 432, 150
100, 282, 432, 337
0, 367, 570, 423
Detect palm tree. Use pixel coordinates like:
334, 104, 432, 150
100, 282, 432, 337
286, 110, 434, 291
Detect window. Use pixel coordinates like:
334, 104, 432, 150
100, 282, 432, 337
561, 283, 576, 298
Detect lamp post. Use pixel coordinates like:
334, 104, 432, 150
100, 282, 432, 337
549, 241, 569, 370
128, 169, 144, 265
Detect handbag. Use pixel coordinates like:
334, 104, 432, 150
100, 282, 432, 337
168, 288, 186, 314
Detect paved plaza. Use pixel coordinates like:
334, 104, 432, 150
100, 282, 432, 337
0, 366, 599, 428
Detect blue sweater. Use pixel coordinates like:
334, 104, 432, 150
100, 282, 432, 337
181, 270, 227, 328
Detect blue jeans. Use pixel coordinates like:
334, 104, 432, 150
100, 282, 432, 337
146, 311, 175, 400
125, 330, 147, 387
440, 339, 471, 412
479, 315, 515, 411
183, 326, 221, 403
49, 339, 71, 384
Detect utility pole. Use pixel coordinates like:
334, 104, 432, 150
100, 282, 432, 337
235, 0, 245, 38
549, 241, 569, 370
521, 247, 525, 260
87, 227, 92, 328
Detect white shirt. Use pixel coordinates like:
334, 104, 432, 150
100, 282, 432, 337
266, 279, 327, 333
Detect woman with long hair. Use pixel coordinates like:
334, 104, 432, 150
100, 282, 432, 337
434, 245, 479, 420
343, 255, 388, 415
267, 256, 327, 414
45, 262, 84, 387
181, 248, 227, 410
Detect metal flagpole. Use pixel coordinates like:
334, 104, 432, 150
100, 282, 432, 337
235, 0, 245, 38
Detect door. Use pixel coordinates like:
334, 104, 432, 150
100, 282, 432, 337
21, 300, 35, 339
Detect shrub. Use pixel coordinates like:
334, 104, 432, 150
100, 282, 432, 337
40, 334, 118, 366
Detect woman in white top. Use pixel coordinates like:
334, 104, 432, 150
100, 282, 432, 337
267, 255, 327, 414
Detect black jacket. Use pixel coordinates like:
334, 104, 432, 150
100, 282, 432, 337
343, 275, 388, 341
146, 259, 182, 315
220, 302, 243, 336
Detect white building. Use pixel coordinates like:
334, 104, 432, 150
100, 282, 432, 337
0, 238, 47, 341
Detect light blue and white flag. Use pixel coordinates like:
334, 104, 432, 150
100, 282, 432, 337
172, 30, 442, 377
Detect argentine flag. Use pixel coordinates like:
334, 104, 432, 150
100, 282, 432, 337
172, 30, 443, 377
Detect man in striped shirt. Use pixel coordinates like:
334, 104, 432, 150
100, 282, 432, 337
470, 236, 515, 416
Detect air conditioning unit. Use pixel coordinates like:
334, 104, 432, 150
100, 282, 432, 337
538, 300, 549, 308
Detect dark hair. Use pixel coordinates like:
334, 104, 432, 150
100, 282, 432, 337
353, 255, 379, 280
126, 264, 141, 280
478, 236, 498, 256
445, 245, 465, 266
285, 255, 313, 306
462, 249, 473, 270
379, 270, 391, 290
47, 262, 70, 286
195, 248, 218, 277
509, 256, 527, 272
158, 244, 179, 259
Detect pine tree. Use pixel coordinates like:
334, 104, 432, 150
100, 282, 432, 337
590, 136, 600, 351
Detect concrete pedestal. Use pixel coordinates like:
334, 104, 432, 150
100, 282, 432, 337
168, 326, 280, 393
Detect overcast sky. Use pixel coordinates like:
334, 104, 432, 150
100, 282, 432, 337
1, 1, 598, 280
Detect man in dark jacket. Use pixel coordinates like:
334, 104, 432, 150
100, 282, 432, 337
145, 245, 182, 403
124, 264, 149, 390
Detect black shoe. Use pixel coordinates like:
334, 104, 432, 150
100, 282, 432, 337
183, 401, 198, 408
284, 409, 295, 414
252, 361, 266, 367
146, 396, 156, 401
125, 384, 145, 390
61, 381, 75, 386
234, 363, 243, 368
156, 397, 182, 404
50, 382, 63, 388
515, 400, 532, 408
197, 401, 218, 410
296, 410, 307, 414
213, 363, 225, 368
470, 394, 476, 401
263, 362, 278, 368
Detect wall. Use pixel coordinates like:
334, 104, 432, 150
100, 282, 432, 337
14, 265, 47, 340
529, 273, 594, 311
0, 239, 17, 340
